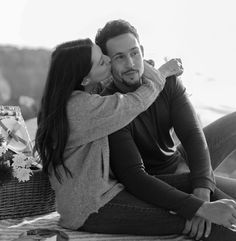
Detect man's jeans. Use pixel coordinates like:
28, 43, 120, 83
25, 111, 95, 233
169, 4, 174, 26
80, 112, 236, 241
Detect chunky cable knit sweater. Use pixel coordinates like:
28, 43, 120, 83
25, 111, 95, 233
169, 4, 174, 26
49, 74, 165, 230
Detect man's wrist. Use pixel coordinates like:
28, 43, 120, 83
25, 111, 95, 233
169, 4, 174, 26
196, 202, 208, 218
193, 188, 211, 201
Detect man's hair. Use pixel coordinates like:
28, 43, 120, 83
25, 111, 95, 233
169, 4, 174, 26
95, 19, 140, 55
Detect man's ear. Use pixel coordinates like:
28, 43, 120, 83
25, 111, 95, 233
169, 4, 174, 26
140, 45, 144, 56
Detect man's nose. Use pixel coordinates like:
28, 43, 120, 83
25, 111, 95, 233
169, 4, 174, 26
126, 56, 134, 68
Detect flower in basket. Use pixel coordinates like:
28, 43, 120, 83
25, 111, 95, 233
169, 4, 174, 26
0, 134, 38, 185
0, 105, 41, 185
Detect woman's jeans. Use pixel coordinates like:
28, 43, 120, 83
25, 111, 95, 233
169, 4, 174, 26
80, 112, 236, 241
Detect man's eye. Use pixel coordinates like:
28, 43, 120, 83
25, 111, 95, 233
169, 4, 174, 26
100, 60, 105, 65
131, 51, 139, 57
115, 55, 124, 60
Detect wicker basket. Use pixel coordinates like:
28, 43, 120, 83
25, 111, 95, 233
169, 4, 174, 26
0, 168, 55, 220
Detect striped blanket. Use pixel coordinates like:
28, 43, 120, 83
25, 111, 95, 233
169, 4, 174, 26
0, 212, 191, 241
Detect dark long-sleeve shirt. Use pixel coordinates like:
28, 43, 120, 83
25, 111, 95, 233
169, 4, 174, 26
106, 76, 216, 220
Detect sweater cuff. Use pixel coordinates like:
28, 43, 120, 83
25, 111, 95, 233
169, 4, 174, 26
192, 178, 216, 193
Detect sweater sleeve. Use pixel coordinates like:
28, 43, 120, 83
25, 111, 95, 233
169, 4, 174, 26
67, 74, 165, 147
108, 126, 204, 220
169, 76, 215, 192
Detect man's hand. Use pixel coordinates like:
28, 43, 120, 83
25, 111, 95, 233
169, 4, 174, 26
182, 188, 212, 240
196, 199, 236, 229
183, 216, 211, 240
183, 188, 212, 239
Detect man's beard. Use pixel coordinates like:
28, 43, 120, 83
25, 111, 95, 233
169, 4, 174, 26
121, 77, 142, 89
115, 77, 141, 93
121, 70, 142, 90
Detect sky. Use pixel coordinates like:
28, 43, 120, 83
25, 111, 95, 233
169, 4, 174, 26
0, 0, 236, 111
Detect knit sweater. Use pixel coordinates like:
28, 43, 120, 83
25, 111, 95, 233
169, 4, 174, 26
49, 74, 165, 230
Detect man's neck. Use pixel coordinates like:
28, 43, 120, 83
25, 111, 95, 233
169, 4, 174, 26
84, 82, 102, 94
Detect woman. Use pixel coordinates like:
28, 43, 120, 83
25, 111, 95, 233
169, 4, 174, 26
35, 38, 183, 230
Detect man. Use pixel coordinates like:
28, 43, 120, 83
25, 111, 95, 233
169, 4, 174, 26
88, 19, 236, 240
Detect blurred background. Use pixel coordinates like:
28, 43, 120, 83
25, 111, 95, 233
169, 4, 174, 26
0, 0, 235, 176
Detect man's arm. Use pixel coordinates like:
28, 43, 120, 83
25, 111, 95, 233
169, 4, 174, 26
170, 77, 215, 193
108, 126, 204, 220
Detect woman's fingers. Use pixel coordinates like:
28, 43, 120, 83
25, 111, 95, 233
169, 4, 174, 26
176, 58, 182, 64
169, 58, 184, 75
174, 59, 184, 76
158, 58, 184, 78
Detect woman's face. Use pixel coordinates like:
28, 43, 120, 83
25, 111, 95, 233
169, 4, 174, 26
87, 44, 111, 84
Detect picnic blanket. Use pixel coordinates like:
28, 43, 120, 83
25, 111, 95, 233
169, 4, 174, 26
0, 211, 191, 241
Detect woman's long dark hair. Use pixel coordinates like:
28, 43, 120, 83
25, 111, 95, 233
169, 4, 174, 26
35, 38, 93, 183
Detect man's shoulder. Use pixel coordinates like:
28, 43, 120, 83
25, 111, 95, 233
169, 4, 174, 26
163, 75, 186, 101
165, 75, 178, 86
163, 75, 184, 92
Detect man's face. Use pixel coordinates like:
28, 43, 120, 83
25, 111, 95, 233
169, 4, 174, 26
106, 33, 144, 90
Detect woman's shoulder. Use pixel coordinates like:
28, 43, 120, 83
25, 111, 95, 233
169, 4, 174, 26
69, 90, 92, 106
67, 91, 90, 114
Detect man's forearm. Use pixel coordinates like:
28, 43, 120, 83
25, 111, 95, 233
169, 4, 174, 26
191, 167, 216, 193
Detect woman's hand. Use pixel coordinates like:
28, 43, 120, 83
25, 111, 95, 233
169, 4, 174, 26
143, 58, 184, 93
158, 58, 184, 79
144, 58, 183, 81
196, 199, 236, 229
